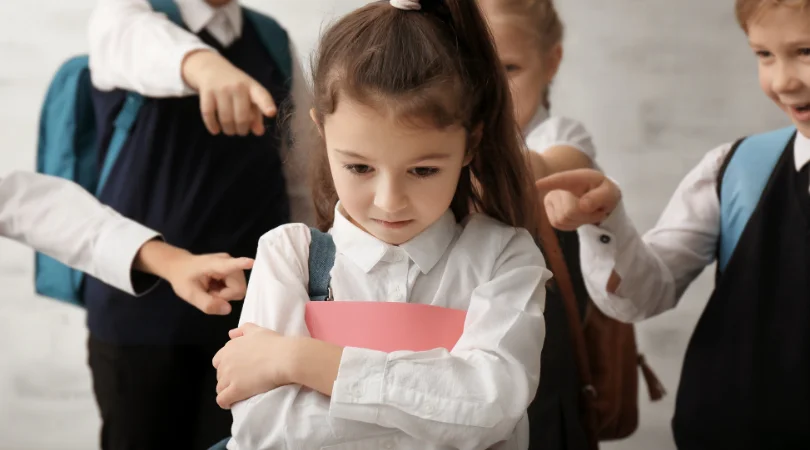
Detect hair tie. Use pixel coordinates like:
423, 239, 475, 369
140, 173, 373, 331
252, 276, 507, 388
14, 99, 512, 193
390, 0, 421, 10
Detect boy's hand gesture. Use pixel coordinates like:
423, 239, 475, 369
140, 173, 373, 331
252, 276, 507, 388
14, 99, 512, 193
534, 169, 622, 231
182, 49, 277, 137
135, 240, 254, 315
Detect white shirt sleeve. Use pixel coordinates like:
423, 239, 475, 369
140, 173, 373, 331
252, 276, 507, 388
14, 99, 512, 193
0, 172, 161, 296
329, 227, 548, 448
524, 116, 597, 161
88, 0, 213, 96
577, 142, 732, 322
282, 47, 315, 225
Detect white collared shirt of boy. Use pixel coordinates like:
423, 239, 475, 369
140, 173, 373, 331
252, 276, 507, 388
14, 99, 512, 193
0, 171, 161, 296
579, 131, 810, 322
229, 206, 549, 450
88, 0, 314, 224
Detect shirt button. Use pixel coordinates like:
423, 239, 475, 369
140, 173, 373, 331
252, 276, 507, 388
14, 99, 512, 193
599, 234, 611, 244
423, 404, 434, 415
382, 439, 395, 449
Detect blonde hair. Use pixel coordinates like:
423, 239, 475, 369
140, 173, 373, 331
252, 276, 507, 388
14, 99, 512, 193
484, 0, 563, 110
493, 0, 563, 51
735, 0, 809, 31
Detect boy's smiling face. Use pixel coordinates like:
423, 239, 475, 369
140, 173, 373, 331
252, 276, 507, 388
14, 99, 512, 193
749, 5, 810, 137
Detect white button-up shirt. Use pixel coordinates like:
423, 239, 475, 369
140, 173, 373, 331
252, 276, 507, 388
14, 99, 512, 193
578, 131, 810, 322
230, 207, 550, 450
0, 171, 160, 296
523, 106, 597, 162
87, 0, 314, 224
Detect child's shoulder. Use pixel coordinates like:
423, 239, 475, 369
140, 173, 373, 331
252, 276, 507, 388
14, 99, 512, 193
257, 222, 314, 250
525, 114, 596, 160
460, 214, 542, 259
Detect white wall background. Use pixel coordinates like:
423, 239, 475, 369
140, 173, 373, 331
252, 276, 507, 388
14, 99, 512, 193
0, 0, 788, 448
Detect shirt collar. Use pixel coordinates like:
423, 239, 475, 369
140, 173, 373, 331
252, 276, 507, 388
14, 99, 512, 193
330, 204, 458, 274
794, 130, 810, 172
175, 0, 242, 38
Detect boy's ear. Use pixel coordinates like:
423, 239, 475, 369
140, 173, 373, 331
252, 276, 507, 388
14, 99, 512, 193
544, 43, 563, 85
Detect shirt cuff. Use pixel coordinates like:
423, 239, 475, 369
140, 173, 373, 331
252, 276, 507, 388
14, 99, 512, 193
329, 346, 388, 424
92, 217, 162, 296
577, 201, 639, 289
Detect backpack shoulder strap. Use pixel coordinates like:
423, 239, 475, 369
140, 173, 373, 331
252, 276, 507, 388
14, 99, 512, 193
718, 126, 795, 272
99, 0, 185, 196
536, 206, 599, 448
147, 0, 183, 25
243, 8, 293, 85
308, 227, 336, 301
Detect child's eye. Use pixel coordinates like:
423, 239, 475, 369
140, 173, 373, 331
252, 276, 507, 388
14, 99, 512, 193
410, 167, 440, 178
344, 164, 373, 175
504, 64, 521, 73
755, 50, 773, 59
799, 48, 810, 56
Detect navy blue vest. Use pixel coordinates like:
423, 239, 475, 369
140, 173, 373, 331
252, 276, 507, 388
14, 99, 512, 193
673, 135, 810, 449
84, 17, 291, 345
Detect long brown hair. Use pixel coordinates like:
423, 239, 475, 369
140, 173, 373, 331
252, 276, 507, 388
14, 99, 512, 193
309, 0, 537, 235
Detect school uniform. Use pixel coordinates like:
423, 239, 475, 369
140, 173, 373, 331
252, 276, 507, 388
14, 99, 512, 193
0, 171, 160, 296
523, 106, 595, 450
578, 131, 810, 448
85, 0, 313, 448
229, 206, 549, 449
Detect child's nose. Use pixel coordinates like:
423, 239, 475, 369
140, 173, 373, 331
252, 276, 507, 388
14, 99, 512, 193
374, 178, 408, 214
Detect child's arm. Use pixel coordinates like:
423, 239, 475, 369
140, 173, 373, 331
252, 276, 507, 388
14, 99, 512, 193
526, 117, 595, 179
133, 240, 253, 315
0, 171, 251, 312
213, 225, 313, 404
289, 228, 547, 448
535, 143, 729, 322
88, 0, 275, 136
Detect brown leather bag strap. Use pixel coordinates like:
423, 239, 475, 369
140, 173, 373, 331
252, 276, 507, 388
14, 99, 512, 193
536, 204, 599, 449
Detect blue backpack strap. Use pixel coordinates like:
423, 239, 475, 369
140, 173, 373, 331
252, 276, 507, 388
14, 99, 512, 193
95, 93, 144, 196
96, 1, 186, 197
147, 0, 183, 24
308, 228, 336, 301
207, 437, 229, 450
718, 126, 796, 272
243, 8, 293, 86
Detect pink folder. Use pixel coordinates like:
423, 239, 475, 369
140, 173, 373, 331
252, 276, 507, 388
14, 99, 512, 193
305, 302, 466, 353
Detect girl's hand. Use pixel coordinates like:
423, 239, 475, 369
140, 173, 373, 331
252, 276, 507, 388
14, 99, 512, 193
534, 168, 622, 231
212, 323, 296, 409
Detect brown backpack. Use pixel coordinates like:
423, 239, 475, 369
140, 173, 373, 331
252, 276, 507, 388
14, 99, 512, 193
536, 205, 667, 449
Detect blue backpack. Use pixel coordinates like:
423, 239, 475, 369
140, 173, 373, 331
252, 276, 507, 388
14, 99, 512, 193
717, 126, 796, 273
208, 227, 335, 450
34, 0, 292, 306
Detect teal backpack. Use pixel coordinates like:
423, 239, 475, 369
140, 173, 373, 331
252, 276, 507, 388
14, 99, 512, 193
34, 0, 292, 306
717, 126, 796, 272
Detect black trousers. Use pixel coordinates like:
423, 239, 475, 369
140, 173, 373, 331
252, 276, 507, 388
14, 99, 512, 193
87, 336, 231, 450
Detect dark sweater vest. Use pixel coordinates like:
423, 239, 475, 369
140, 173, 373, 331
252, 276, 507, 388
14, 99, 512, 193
673, 136, 810, 449
85, 17, 291, 345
